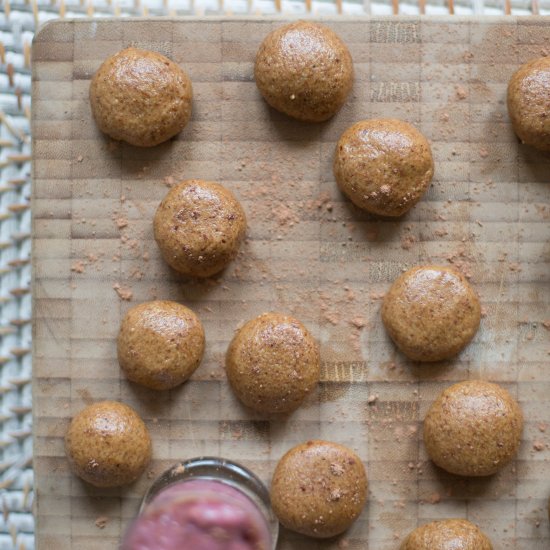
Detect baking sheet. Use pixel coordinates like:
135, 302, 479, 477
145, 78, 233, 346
32, 16, 550, 549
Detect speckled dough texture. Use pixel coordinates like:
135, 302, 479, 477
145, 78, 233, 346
117, 300, 205, 390
423, 381, 524, 477
254, 21, 354, 122
65, 401, 152, 488
153, 179, 247, 278
381, 265, 481, 362
271, 440, 367, 538
90, 47, 192, 147
225, 312, 320, 414
333, 118, 434, 217
507, 56, 550, 152
400, 519, 493, 550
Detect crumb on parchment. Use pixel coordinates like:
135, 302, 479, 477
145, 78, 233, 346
95, 516, 109, 529
113, 283, 133, 301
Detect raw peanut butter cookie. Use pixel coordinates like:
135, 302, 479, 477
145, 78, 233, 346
65, 401, 151, 487
381, 265, 481, 362
424, 380, 523, 477
334, 119, 434, 217
400, 519, 493, 550
271, 440, 367, 538
254, 21, 354, 122
90, 47, 192, 147
226, 312, 320, 414
117, 300, 205, 390
507, 56, 550, 152
154, 179, 247, 278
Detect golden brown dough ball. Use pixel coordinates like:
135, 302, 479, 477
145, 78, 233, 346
90, 47, 192, 147
225, 312, 320, 414
254, 21, 354, 122
507, 56, 550, 152
400, 519, 493, 550
117, 300, 205, 390
271, 440, 367, 538
65, 401, 151, 487
154, 179, 247, 278
334, 119, 434, 217
423, 380, 523, 477
381, 265, 481, 362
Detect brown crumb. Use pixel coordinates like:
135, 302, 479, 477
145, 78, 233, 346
172, 464, 186, 476
116, 217, 128, 229
350, 317, 367, 329
446, 246, 474, 279
367, 394, 378, 405
95, 516, 109, 529
112, 283, 133, 301
272, 203, 299, 231
401, 234, 418, 250
538, 423, 547, 433
164, 175, 177, 187
130, 268, 143, 280
455, 85, 468, 100
70, 260, 86, 274
478, 148, 489, 158
533, 441, 545, 451
76, 155, 83, 163
429, 492, 441, 504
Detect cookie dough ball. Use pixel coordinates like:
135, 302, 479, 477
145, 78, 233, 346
226, 312, 320, 414
154, 180, 246, 278
117, 300, 205, 390
254, 21, 354, 122
271, 440, 367, 538
400, 519, 493, 550
507, 57, 550, 152
65, 401, 152, 487
334, 119, 434, 217
90, 47, 192, 147
424, 380, 523, 477
382, 265, 481, 362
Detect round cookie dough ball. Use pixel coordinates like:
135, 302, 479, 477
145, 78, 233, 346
334, 119, 434, 217
90, 47, 192, 147
381, 265, 481, 362
424, 380, 523, 477
65, 401, 152, 487
271, 440, 367, 538
117, 300, 205, 390
254, 21, 354, 122
154, 179, 247, 278
226, 312, 320, 414
400, 519, 493, 550
507, 57, 550, 152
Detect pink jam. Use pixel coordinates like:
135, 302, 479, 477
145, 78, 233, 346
122, 479, 271, 550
